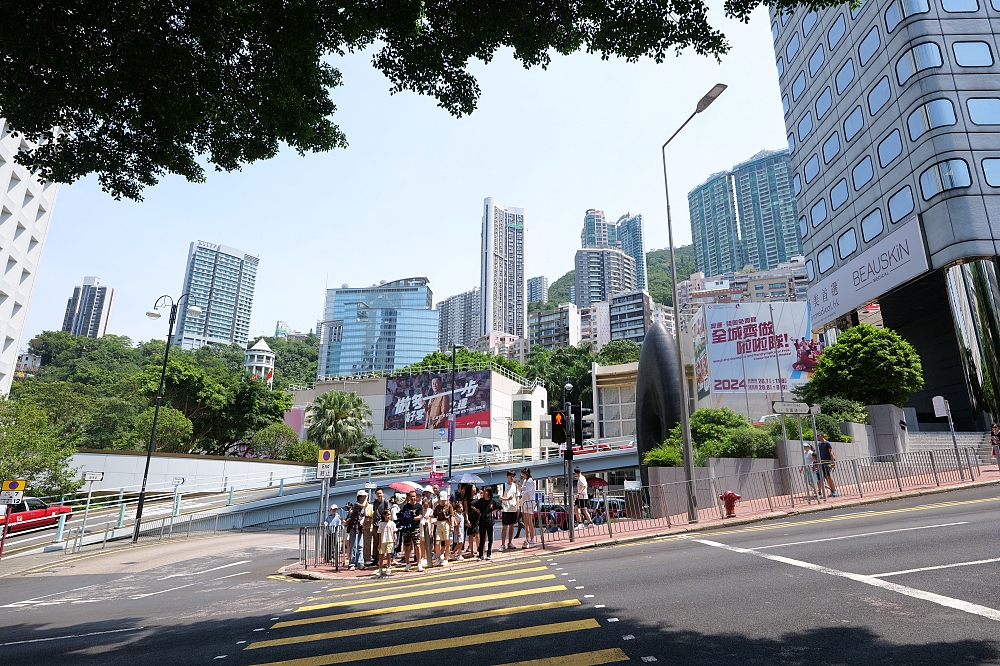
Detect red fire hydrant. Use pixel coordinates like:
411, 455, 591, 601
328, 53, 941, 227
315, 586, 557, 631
720, 490, 741, 518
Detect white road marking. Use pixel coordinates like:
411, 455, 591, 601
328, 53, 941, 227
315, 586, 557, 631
608, 617, 619, 622
753, 522, 968, 550
129, 583, 198, 599
623, 635, 635, 640
159, 560, 252, 580
214, 571, 251, 580
697, 539, 1000, 622
872, 557, 1000, 578
595, 604, 606, 608
2, 584, 98, 607
575, 586, 584, 589
0, 626, 145, 646
585, 595, 595, 598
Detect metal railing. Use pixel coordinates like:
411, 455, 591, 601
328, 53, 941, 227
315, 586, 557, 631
300, 525, 346, 570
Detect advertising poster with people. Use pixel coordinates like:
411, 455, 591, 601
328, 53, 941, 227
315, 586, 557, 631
383, 370, 491, 430
702, 302, 823, 394
692, 308, 712, 400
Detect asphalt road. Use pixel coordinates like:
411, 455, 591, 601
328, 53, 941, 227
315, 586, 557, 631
5, 485, 1000, 665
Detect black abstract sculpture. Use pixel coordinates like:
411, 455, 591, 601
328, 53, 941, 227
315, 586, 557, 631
635, 321, 684, 485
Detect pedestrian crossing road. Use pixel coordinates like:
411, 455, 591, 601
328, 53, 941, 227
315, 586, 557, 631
231, 557, 646, 665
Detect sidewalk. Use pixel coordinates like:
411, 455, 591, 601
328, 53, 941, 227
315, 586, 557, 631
282, 465, 1000, 581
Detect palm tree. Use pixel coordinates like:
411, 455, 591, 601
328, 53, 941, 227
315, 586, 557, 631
307, 391, 373, 486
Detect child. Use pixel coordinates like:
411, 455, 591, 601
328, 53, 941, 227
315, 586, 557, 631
452, 501, 467, 561
377, 509, 396, 576
419, 498, 434, 571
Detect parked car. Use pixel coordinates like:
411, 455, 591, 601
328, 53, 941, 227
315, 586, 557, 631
587, 497, 627, 518
539, 503, 571, 531
1, 497, 73, 532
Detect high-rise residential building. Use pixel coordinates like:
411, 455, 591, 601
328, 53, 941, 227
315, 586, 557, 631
581, 209, 618, 248
688, 150, 800, 276
574, 247, 637, 307
437, 287, 481, 350
528, 302, 581, 351
317, 277, 438, 378
175, 241, 259, 350
609, 290, 654, 344
527, 276, 548, 304
569, 286, 576, 305
480, 198, 526, 338
0, 121, 59, 394
62, 276, 115, 338
771, 0, 1000, 429
616, 213, 648, 291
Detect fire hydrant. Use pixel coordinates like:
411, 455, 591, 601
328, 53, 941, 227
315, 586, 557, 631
720, 490, 741, 518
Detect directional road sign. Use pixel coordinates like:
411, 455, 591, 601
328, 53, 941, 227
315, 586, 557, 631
317, 462, 335, 479
83, 471, 104, 482
772, 401, 810, 415
172, 476, 185, 486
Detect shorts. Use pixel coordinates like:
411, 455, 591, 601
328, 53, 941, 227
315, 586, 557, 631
401, 529, 420, 547
574, 498, 588, 509
467, 522, 479, 535
501, 511, 518, 526
819, 462, 834, 478
379, 542, 394, 555
435, 522, 450, 542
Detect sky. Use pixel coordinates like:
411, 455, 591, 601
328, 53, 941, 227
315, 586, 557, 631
25, 4, 788, 346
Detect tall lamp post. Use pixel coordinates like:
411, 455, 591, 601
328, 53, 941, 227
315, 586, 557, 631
662, 83, 727, 524
447, 344, 457, 480
131, 294, 201, 543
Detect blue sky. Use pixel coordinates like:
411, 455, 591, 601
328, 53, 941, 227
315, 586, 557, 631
26, 5, 787, 346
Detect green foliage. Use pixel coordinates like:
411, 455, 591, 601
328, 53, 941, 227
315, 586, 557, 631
248, 423, 300, 460
248, 335, 320, 390
0, 399, 83, 496
643, 442, 683, 467
658, 407, 776, 465
402, 444, 423, 459
307, 391, 373, 457
700, 428, 776, 461
285, 440, 319, 464
595, 340, 642, 366
797, 324, 924, 407
762, 417, 851, 443
134, 406, 194, 453
818, 397, 869, 424
646, 245, 696, 307
397, 347, 524, 378
347, 436, 402, 463
545, 271, 576, 307
523, 343, 595, 408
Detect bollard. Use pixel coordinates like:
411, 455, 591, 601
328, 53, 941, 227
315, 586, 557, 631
117, 502, 126, 529
851, 459, 863, 497
222, 476, 228, 494
187, 515, 193, 538
228, 486, 234, 506
929, 450, 940, 486
54, 513, 67, 543
279, 478, 284, 497
102, 522, 110, 549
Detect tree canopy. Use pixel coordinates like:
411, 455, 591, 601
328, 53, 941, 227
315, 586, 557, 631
0, 2, 823, 200
397, 348, 524, 378
595, 340, 642, 366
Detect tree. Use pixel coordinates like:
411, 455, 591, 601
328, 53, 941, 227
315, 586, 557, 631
818, 397, 869, 424
643, 442, 684, 467
397, 348, 524, 378
285, 441, 319, 464
646, 245, 696, 307
248, 423, 301, 460
796, 324, 924, 407
0, 399, 82, 496
346, 436, 402, 463
247, 335, 321, 390
545, 271, 576, 307
402, 444, 423, 459
523, 343, 595, 408
134, 406, 194, 453
595, 340, 642, 366
307, 391, 373, 482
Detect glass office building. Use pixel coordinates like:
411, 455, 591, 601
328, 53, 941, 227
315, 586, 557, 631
317, 277, 439, 379
772, 0, 1000, 428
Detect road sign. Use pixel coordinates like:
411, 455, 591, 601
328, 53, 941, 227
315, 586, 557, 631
0, 490, 23, 504
772, 401, 810, 415
932, 395, 949, 418
317, 462, 335, 478
809, 404, 822, 415
83, 471, 104, 482
364, 482, 377, 489
172, 476, 185, 486
318, 449, 334, 463
438, 428, 446, 437
474, 425, 482, 436
1, 480, 25, 492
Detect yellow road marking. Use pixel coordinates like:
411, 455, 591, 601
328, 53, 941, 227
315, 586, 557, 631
297, 574, 557, 611
494, 648, 631, 666
247, 599, 581, 649
322, 558, 541, 593
248, 618, 601, 665
273, 585, 568, 628
311, 566, 549, 600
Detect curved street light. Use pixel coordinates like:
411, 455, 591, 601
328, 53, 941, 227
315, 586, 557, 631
131, 293, 201, 542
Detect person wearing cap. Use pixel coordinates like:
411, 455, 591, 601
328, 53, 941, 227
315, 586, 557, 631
499, 470, 520, 551
369, 488, 391, 567
432, 491, 453, 566
573, 467, 594, 528
323, 504, 342, 564
345, 490, 369, 570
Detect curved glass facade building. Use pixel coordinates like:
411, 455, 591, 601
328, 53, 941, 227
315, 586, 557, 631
772, 0, 1000, 428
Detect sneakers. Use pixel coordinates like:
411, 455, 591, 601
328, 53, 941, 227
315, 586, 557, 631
441, 559, 449, 566
419, 558, 428, 568
486, 555, 492, 560
404, 564, 411, 572
417, 563, 425, 572
386, 567, 393, 576
456, 555, 465, 562
348, 564, 356, 571
498, 544, 506, 552
830, 490, 839, 497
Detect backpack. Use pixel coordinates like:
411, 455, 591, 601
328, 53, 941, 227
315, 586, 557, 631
398, 504, 417, 530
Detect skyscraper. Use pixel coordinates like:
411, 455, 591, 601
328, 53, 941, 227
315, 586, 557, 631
437, 287, 481, 350
616, 213, 648, 290
0, 121, 59, 394
574, 247, 637, 307
527, 276, 548, 304
689, 171, 742, 276
480, 198, 526, 337
175, 241, 259, 350
62, 276, 115, 338
317, 277, 438, 378
580, 209, 618, 248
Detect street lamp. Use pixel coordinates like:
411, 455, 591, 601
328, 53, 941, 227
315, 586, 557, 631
662, 83, 727, 524
131, 294, 201, 542
445, 344, 458, 479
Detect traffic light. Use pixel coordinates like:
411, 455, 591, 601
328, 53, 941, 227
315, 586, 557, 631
572, 404, 594, 444
551, 411, 567, 444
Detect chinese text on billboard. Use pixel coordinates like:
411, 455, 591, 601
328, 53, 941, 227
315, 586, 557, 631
384, 370, 491, 430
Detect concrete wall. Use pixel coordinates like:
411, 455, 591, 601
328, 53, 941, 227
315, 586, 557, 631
866, 404, 910, 456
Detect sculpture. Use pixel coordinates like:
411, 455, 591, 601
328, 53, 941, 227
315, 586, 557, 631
634, 321, 683, 485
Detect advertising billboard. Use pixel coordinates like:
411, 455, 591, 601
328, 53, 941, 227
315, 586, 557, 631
693, 307, 711, 400
384, 370, 491, 431
702, 302, 822, 394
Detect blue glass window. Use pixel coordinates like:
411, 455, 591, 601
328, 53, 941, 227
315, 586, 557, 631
859, 27, 881, 66
942, 0, 978, 11
844, 105, 865, 141
793, 172, 802, 195
788, 133, 796, 154
787, 33, 801, 61
792, 71, 807, 100
861, 208, 885, 242
853, 155, 875, 190
886, 0, 930, 31
806, 260, 815, 281
953, 41, 994, 66
777, 57, 785, 76
831, 179, 849, 209
803, 11, 818, 36
772, 21, 780, 42
782, 95, 790, 116
983, 159, 1000, 186
838, 228, 858, 258
888, 186, 915, 222
817, 245, 836, 274
836, 59, 855, 94
816, 88, 833, 119
828, 15, 847, 50
781, 9, 792, 25
896, 42, 943, 84
852, 0, 869, 18
868, 77, 892, 115
823, 132, 841, 163
799, 215, 809, 238
804, 154, 821, 183
919, 159, 971, 199
798, 112, 814, 140
968, 98, 1000, 124
907, 98, 957, 140
809, 46, 825, 76
878, 130, 903, 167
811, 199, 828, 227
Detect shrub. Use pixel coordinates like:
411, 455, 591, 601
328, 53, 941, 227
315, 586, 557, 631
643, 442, 684, 467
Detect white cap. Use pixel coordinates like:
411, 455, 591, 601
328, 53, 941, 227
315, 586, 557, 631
423, 485, 434, 494
439, 491, 448, 501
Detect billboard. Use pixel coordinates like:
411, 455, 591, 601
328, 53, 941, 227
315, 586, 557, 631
702, 302, 822, 394
384, 370, 491, 431
693, 307, 711, 400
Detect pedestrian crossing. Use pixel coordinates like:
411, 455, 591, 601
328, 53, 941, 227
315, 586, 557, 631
242, 556, 639, 665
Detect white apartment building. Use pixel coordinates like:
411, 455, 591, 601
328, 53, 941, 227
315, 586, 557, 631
480, 198, 526, 338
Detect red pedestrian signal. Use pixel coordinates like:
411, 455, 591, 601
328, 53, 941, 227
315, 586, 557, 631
551, 411, 567, 444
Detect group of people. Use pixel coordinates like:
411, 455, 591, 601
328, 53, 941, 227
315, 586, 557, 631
323, 468, 545, 576
802, 432, 838, 498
